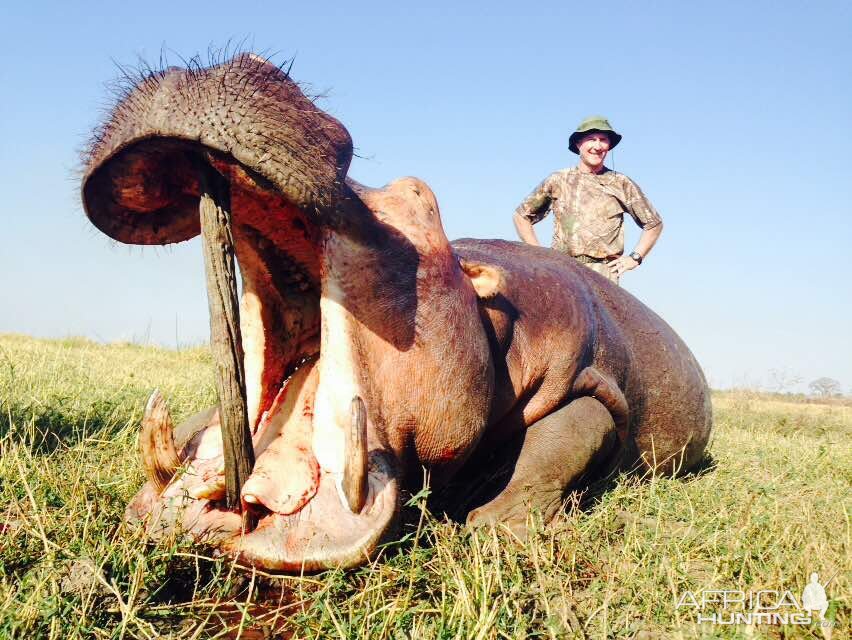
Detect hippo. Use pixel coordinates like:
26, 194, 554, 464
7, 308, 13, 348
81, 53, 712, 573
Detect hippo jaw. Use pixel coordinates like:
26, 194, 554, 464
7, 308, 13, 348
127, 360, 400, 573
82, 54, 401, 572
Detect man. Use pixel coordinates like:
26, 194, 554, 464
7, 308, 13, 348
513, 116, 663, 284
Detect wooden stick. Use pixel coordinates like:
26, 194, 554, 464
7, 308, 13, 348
198, 164, 255, 527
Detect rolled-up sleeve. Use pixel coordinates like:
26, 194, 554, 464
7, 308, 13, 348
622, 177, 662, 229
514, 174, 555, 224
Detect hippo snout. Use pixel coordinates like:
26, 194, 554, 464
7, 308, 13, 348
84, 54, 408, 572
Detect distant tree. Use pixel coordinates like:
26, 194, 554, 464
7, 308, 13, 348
808, 377, 841, 397
767, 368, 803, 393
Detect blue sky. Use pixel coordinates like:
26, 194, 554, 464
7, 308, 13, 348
2, 1, 850, 392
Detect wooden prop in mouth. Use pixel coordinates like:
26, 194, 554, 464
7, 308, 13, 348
198, 163, 256, 531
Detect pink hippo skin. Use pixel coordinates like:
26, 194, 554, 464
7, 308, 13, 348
81, 53, 712, 573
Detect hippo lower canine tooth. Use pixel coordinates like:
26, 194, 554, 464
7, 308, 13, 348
341, 396, 368, 514
139, 390, 181, 494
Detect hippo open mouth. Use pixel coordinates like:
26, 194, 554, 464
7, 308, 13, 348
81, 54, 401, 572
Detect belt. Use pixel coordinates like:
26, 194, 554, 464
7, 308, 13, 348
574, 255, 608, 264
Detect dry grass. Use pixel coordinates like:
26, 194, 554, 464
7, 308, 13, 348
0, 334, 848, 639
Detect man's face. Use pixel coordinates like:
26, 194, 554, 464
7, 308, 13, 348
577, 132, 611, 169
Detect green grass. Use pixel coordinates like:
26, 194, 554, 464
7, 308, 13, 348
0, 334, 848, 639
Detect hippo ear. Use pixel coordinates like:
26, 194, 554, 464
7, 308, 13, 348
458, 258, 505, 299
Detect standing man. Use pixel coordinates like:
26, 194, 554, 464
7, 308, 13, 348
513, 116, 663, 284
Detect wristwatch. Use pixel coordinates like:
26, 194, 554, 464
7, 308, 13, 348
629, 251, 643, 265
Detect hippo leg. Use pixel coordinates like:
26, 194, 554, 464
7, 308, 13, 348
466, 397, 617, 537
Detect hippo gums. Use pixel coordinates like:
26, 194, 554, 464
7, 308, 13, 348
81, 53, 712, 573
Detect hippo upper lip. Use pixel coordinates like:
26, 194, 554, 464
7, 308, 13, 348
81, 53, 353, 246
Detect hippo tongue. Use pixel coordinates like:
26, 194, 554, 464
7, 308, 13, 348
241, 361, 320, 514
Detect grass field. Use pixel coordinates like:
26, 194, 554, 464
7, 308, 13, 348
0, 334, 848, 639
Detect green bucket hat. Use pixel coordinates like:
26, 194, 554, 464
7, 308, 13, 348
568, 116, 622, 154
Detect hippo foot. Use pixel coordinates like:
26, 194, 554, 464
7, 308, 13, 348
467, 397, 618, 539
466, 484, 563, 540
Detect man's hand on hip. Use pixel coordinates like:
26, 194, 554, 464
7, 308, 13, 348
607, 255, 639, 278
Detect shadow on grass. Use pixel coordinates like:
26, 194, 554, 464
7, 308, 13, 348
430, 445, 720, 525
0, 389, 147, 454
0, 406, 132, 454
681, 450, 718, 479
57, 540, 305, 639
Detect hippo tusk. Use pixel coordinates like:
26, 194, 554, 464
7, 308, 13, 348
140, 390, 182, 494
342, 396, 368, 513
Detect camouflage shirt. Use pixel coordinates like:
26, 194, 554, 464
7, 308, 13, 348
515, 167, 662, 259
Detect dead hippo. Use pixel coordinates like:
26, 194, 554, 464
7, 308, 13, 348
81, 53, 712, 573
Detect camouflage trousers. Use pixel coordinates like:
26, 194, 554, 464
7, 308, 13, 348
577, 259, 619, 285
